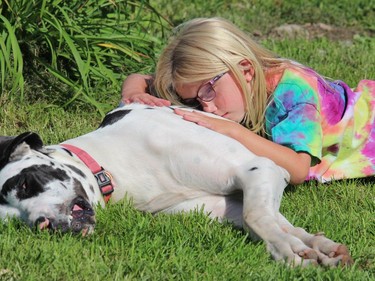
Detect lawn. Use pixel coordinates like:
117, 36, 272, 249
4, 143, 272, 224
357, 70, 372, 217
0, 0, 374, 280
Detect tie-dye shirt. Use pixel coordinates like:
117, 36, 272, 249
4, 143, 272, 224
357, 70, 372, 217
265, 67, 375, 182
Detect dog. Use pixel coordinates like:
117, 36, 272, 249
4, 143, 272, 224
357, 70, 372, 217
0, 103, 352, 267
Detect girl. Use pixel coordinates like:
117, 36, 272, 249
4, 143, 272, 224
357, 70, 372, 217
121, 17, 375, 185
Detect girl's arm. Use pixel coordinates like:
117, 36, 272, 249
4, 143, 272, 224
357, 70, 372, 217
174, 108, 311, 185
121, 74, 171, 106
230, 123, 311, 184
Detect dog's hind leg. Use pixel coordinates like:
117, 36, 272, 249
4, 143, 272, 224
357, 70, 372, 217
163, 194, 244, 228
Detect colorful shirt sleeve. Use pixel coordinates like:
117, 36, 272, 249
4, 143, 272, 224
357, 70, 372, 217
265, 70, 323, 166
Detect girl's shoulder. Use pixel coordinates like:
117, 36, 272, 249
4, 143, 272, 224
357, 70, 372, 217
265, 62, 317, 93
275, 66, 319, 93
279, 64, 319, 85
269, 65, 321, 109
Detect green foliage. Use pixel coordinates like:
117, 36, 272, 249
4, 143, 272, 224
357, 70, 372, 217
0, 13, 24, 98
0, 0, 170, 114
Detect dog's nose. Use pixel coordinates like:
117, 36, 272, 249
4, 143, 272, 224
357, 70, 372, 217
35, 216, 70, 232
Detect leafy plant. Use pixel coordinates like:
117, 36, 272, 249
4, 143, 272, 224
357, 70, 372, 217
0, 0, 170, 114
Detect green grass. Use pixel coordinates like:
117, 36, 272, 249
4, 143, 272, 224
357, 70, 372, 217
0, 0, 375, 280
0, 183, 374, 280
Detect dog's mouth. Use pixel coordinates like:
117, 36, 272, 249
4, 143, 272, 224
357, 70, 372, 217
35, 197, 96, 236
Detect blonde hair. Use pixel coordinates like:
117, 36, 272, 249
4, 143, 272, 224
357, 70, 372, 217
154, 17, 292, 136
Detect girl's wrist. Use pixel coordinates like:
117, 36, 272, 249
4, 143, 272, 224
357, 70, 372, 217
227, 122, 245, 140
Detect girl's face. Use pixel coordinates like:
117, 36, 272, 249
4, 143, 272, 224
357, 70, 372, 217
175, 71, 249, 123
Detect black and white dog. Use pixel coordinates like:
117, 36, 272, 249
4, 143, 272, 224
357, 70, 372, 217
0, 104, 351, 266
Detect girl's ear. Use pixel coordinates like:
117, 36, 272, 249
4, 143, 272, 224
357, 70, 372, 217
239, 59, 254, 82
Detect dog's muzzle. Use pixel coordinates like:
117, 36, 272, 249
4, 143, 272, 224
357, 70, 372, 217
35, 197, 96, 236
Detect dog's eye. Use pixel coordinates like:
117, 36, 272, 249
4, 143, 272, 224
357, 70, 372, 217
15, 173, 46, 200
17, 179, 28, 193
2, 174, 37, 200
15, 176, 27, 190
15, 177, 34, 200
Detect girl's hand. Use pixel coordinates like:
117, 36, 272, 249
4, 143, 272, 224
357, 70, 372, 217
174, 108, 240, 138
123, 93, 171, 107
121, 74, 171, 107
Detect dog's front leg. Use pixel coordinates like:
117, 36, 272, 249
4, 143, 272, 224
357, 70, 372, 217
276, 214, 353, 266
238, 157, 320, 267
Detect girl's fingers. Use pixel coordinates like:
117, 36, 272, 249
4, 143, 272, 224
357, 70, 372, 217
123, 94, 171, 106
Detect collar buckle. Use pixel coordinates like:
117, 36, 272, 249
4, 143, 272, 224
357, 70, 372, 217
94, 169, 114, 196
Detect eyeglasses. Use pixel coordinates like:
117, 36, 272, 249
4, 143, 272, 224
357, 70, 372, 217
181, 72, 226, 107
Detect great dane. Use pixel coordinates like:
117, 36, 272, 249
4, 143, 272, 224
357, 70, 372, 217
0, 103, 352, 267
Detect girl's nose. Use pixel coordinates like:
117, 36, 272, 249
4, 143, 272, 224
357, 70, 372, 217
200, 100, 217, 113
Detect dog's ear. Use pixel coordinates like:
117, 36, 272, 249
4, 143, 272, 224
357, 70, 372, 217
0, 132, 44, 170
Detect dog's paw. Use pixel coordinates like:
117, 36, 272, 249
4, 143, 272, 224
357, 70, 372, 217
268, 240, 321, 267
311, 234, 353, 267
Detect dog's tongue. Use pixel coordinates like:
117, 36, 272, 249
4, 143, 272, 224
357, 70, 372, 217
72, 204, 83, 219
72, 204, 83, 211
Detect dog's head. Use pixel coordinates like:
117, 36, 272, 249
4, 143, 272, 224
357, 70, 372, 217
0, 132, 98, 235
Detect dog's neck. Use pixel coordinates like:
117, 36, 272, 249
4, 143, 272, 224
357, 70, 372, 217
60, 144, 114, 204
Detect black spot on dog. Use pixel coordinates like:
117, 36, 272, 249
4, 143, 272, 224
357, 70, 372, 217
1, 165, 69, 200
62, 148, 73, 157
67, 165, 86, 178
99, 110, 132, 128
0, 195, 7, 204
249, 167, 258, 171
73, 179, 89, 201
0, 132, 43, 170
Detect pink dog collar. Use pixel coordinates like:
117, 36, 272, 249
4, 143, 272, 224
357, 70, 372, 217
61, 143, 114, 203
